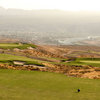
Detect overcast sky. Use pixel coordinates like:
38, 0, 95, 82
0, 0, 100, 11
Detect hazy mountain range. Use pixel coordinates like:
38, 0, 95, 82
0, 7, 100, 45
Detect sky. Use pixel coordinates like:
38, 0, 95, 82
0, 0, 100, 11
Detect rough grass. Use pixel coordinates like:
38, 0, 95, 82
0, 54, 43, 66
0, 43, 36, 49
0, 69, 99, 100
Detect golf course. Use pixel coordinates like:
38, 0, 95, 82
0, 69, 99, 100
1, 5, 100, 100
0, 43, 99, 100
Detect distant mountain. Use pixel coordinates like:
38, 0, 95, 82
0, 7, 100, 45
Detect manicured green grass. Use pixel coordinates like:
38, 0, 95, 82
81, 60, 100, 64
0, 53, 67, 66
0, 69, 99, 100
0, 54, 43, 66
77, 58, 100, 61
66, 58, 100, 67
0, 43, 36, 49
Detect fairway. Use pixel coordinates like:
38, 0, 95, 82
0, 69, 99, 100
67, 58, 100, 67
0, 43, 36, 49
0, 43, 20, 47
81, 60, 100, 64
0, 54, 37, 61
0, 54, 43, 66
